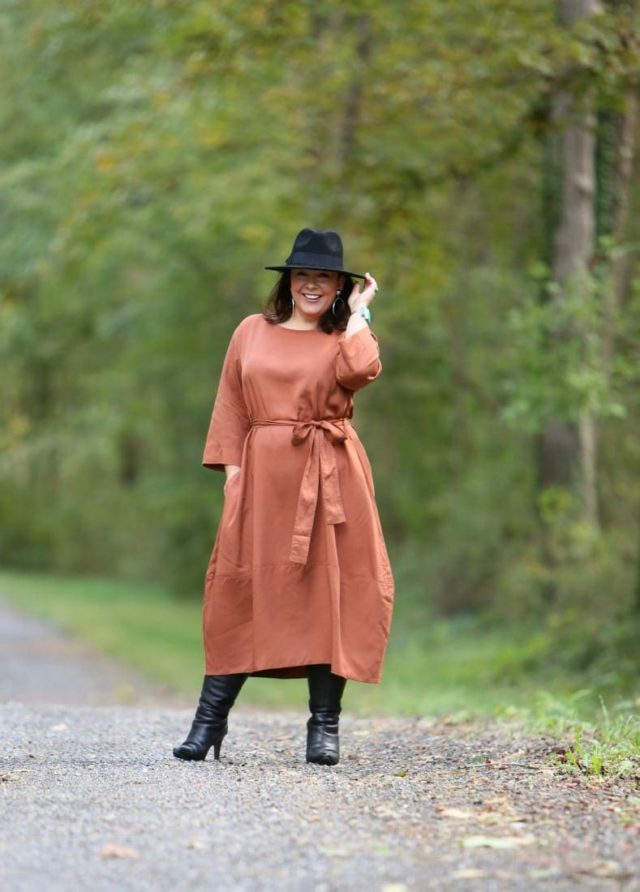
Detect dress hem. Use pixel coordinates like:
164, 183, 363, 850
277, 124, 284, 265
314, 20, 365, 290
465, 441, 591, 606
204, 659, 383, 684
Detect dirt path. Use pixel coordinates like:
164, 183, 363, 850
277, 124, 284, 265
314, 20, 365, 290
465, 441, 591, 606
1, 599, 638, 891
0, 598, 189, 707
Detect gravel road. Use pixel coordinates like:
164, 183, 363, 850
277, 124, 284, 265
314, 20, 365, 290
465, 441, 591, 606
0, 599, 188, 708
1, 599, 638, 891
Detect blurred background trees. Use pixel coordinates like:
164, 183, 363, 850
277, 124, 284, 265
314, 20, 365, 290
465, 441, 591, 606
1, 0, 639, 686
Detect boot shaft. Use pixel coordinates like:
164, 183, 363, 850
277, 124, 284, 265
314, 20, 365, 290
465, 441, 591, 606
197, 673, 248, 721
307, 664, 347, 718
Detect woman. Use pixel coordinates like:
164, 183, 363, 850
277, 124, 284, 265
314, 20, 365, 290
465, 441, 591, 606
173, 228, 394, 766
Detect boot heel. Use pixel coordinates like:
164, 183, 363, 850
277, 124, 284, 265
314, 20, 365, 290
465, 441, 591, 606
213, 740, 222, 760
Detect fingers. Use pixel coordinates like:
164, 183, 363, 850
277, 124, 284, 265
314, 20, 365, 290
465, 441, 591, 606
349, 273, 378, 312
364, 272, 378, 293
348, 281, 361, 300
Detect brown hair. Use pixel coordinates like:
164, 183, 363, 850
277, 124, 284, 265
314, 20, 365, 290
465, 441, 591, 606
262, 271, 354, 334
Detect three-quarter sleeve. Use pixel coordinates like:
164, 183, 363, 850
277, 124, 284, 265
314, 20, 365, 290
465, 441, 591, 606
202, 327, 250, 472
335, 326, 382, 391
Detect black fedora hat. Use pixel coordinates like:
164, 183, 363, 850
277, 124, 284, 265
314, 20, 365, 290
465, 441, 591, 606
265, 228, 365, 279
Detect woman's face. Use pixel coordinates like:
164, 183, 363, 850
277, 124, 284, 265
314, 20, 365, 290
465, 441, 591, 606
290, 268, 345, 322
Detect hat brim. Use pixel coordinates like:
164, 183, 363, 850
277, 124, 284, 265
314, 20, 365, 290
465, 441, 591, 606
265, 264, 365, 280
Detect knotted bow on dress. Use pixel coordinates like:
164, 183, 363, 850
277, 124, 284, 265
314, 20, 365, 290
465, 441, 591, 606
250, 418, 348, 564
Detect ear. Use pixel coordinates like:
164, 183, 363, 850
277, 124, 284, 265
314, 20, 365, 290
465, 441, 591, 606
337, 273, 345, 292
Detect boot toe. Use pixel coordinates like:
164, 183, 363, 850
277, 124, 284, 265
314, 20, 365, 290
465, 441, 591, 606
173, 743, 206, 761
306, 751, 339, 766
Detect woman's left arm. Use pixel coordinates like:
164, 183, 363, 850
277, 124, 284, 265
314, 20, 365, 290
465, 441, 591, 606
336, 273, 383, 391
343, 272, 378, 339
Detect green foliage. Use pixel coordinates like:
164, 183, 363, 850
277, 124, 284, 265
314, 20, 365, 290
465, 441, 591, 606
0, 0, 640, 654
2, 569, 637, 725
507, 690, 640, 779
501, 253, 631, 430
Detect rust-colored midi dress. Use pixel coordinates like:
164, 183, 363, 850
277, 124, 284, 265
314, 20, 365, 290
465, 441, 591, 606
201, 313, 394, 684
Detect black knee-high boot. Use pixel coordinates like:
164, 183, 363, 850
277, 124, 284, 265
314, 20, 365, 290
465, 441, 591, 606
173, 673, 247, 761
306, 664, 347, 766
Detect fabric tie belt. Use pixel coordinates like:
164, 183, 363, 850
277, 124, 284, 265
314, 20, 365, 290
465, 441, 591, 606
250, 418, 349, 565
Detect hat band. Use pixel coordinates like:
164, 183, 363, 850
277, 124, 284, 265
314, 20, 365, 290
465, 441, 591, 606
285, 251, 344, 270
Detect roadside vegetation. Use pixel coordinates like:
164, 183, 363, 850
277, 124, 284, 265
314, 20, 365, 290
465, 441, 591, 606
2, 568, 637, 779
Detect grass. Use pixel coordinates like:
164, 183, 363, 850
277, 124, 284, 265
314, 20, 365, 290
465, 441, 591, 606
0, 569, 567, 714
0, 568, 638, 777
499, 690, 640, 779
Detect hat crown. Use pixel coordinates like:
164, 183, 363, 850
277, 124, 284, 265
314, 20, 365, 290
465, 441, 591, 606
264, 228, 364, 279
286, 229, 343, 265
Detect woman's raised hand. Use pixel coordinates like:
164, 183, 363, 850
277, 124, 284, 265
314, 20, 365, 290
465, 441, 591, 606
348, 272, 378, 314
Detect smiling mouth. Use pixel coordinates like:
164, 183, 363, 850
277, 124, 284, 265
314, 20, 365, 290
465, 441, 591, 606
302, 293, 321, 301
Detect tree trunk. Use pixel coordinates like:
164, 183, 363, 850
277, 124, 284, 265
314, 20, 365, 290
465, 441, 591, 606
599, 90, 638, 376
537, 0, 600, 527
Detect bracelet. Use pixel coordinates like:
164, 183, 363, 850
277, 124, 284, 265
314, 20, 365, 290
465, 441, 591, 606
351, 305, 371, 323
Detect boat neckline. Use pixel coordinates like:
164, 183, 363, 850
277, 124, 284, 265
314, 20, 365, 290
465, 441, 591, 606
273, 323, 328, 332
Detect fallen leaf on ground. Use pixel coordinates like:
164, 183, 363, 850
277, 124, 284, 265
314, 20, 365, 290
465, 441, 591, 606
575, 860, 633, 880
478, 811, 527, 826
461, 834, 536, 849
438, 808, 474, 820
99, 843, 139, 860
318, 846, 350, 858
374, 806, 402, 819
450, 869, 488, 879
528, 868, 562, 880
